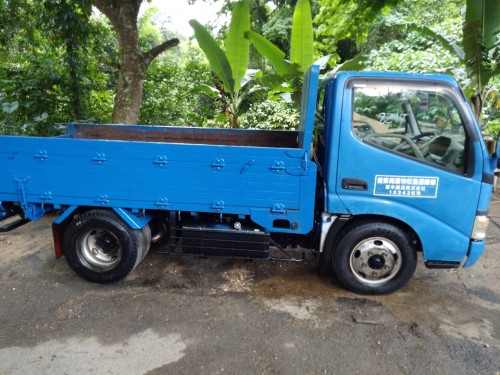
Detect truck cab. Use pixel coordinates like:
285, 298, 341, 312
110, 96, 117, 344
315, 70, 495, 294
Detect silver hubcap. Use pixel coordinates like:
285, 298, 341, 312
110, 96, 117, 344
349, 237, 402, 285
77, 229, 122, 272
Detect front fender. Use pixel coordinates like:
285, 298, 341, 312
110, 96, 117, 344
340, 195, 471, 262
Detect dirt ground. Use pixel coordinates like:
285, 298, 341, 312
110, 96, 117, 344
1, 198, 499, 374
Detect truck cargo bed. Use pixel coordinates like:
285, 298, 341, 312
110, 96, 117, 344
0, 124, 316, 234
69, 123, 299, 148
0, 66, 320, 235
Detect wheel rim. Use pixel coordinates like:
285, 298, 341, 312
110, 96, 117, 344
349, 237, 402, 285
77, 229, 122, 272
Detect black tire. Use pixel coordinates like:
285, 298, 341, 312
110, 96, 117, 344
63, 209, 144, 283
137, 224, 151, 261
332, 221, 417, 295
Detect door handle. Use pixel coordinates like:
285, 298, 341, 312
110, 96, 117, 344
342, 178, 368, 191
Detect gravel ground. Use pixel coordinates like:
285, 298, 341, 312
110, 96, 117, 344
1, 199, 499, 375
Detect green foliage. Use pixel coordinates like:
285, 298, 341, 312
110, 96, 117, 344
0, 93, 20, 135
241, 99, 300, 129
246, 0, 315, 106
140, 59, 220, 126
245, 31, 291, 75
0, 0, 225, 133
397, 23, 464, 59
4, 0, 495, 135
484, 79, 500, 136
408, 0, 498, 122
462, 0, 500, 94
0, 88, 55, 136
41, 0, 93, 120
360, 0, 464, 71
0, 55, 72, 135
315, 0, 402, 54
247, 0, 314, 75
262, 7, 294, 54
348, 0, 498, 125
0, 0, 117, 135
365, 42, 459, 73
226, 1, 250, 92
190, 19, 235, 93
466, 0, 499, 50
290, 0, 314, 71
190, 1, 260, 127
139, 7, 163, 50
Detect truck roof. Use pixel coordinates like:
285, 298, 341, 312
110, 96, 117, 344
322, 70, 461, 88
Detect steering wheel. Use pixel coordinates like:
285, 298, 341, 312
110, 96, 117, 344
364, 133, 425, 160
353, 121, 375, 137
403, 132, 440, 156
411, 131, 438, 146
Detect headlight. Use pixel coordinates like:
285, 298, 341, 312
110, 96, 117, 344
471, 215, 490, 241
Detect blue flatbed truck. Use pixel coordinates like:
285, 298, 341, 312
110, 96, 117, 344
0, 65, 496, 294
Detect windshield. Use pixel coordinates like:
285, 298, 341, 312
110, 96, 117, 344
352, 82, 469, 174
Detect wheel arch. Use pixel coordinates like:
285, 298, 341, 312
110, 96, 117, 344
333, 214, 421, 250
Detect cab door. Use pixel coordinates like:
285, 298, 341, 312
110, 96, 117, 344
334, 76, 484, 263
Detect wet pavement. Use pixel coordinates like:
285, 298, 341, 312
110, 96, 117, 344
0, 198, 499, 374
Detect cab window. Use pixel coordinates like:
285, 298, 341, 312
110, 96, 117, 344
352, 83, 469, 174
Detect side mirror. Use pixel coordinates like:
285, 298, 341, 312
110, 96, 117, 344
487, 138, 497, 156
482, 132, 498, 157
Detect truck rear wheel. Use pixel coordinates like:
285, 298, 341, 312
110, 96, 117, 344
332, 221, 417, 295
63, 209, 147, 283
137, 224, 151, 261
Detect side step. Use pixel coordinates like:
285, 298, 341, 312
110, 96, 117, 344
0, 215, 30, 232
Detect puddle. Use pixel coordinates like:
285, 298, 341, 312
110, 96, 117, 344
262, 298, 320, 320
252, 268, 347, 300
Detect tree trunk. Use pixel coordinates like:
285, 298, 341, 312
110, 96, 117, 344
112, 20, 145, 124
66, 39, 83, 121
91, 0, 179, 124
470, 93, 483, 124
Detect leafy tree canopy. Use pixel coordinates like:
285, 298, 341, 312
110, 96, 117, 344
315, 0, 402, 55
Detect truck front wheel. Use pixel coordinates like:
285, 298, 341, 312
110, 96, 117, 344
63, 209, 148, 283
332, 221, 417, 295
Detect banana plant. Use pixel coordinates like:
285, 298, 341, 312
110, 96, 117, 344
462, 0, 499, 122
398, 0, 499, 123
245, 0, 314, 106
190, 1, 259, 128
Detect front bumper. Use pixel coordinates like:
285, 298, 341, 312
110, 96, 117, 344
463, 240, 486, 267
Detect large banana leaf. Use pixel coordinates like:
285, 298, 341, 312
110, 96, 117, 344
463, 20, 490, 91
463, 0, 500, 92
226, 1, 250, 92
466, 0, 500, 49
290, 0, 314, 72
245, 31, 292, 76
189, 20, 234, 93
